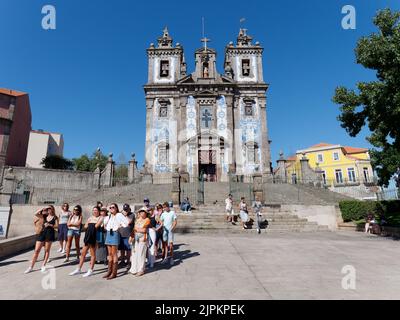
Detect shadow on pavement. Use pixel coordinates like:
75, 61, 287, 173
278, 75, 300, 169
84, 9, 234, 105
0, 259, 28, 267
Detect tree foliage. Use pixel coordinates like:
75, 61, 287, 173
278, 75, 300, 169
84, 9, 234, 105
72, 149, 108, 172
40, 155, 74, 170
333, 8, 400, 186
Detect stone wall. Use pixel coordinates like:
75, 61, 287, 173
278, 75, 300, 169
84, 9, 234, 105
9, 166, 95, 189
280, 204, 341, 231
0, 234, 36, 259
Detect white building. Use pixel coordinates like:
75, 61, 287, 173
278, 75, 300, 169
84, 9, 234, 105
25, 130, 64, 168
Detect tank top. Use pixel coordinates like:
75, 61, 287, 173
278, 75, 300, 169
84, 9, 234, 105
45, 215, 56, 229
59, 211, 70, 224
149, 216, 157, 228
69, 215, 81, 230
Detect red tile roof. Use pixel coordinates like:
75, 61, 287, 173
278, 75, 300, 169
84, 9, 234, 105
343, 146, 368, 154
308, 143, 334, 149
0, 88, 27, 97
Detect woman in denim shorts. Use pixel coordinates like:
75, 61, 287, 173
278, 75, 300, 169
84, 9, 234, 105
64, 205, 83, 262
103, 203, 129, 280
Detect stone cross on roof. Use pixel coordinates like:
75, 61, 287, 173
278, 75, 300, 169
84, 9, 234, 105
157, 26, 173, 48
201, 37, 211, 51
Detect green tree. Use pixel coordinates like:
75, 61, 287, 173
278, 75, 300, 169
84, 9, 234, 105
333, 8, 400, 186
72, 149, 108, 172
40, 155, 74, 170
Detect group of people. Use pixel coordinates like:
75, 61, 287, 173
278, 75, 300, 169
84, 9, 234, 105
24, 198, 178, 279
365, 212, 387, 235
225, 194, 264, 233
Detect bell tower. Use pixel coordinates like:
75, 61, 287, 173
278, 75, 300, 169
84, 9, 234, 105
194, 37, 218, 81
146, 27, 186, 85
224, 28, 264, 83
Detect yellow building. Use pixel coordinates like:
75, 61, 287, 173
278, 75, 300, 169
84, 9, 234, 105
286, 143, 375, 186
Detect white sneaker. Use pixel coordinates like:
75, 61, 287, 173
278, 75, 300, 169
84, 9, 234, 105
63, 257, 69, 263
57, 248, 62, 253
82, 269, 93, 278
61, 249, 66, 254
69, 268, 81, 276
24, 266, 33, 274
40, 266, 46, 273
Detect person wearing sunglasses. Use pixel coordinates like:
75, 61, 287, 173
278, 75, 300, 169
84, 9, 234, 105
69, 206, 104, 277
64, 205, 83, 262
95, 207, 109, 265
103, 203, 129, 280
57, 203, 71, 254
25, 206, 59, 274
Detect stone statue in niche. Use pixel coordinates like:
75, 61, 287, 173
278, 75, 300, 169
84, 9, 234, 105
203, 64, 209, 78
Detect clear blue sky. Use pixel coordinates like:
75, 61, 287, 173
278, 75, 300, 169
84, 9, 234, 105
1, 0, 399, 165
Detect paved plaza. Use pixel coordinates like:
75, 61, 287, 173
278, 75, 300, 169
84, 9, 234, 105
0, 231, 399, 300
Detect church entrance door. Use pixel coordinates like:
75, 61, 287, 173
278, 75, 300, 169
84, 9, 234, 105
199, 150, 217, 182
200, 164, 217, 182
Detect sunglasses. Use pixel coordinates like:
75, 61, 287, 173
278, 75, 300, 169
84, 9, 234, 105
109, 206, 116, 209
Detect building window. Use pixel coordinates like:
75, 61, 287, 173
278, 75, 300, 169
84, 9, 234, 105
245, 105, 253, 116
0, 119, 12, 135
321, 171, 327, 184
348, 168, 356, 182
160, 60, 169, 78
159, 106, 168, 118
335, 169, 343, 184
333, 152, 340, 161
363, 167, 370, 182
317, 154, 323, 163
242, 59, 251, 76
244, 99, 254, 116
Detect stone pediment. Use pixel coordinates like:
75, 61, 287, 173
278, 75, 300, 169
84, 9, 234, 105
220, 75, 235, 83
176, 75, 195, 84
197, 89, 215, 95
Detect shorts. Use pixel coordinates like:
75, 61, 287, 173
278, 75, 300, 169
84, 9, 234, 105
240, 210, 249, 223
118, 236, 132, 251
162, 228, 174, 244
67, 229, 81, 237
105, 230, 120, 246
226, 208, 234, 216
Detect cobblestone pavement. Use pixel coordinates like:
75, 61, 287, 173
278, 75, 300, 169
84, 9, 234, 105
1, 231, 399, 300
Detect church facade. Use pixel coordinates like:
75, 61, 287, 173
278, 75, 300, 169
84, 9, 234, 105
144, 27, 272, 182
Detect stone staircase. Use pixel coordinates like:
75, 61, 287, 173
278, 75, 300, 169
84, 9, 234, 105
175, 205, 330, 234
68, 180, 353, 207
264, 183, 353, 205
203, 182, 230, 205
